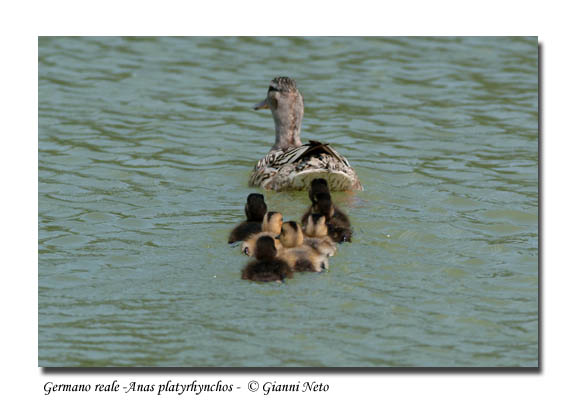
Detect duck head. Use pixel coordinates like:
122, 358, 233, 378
309, 178, 330, 202
245, 193, 267, 222
262, 211, 283, 235
254, 77, 304, 151
254, 235, 278, 261
313, 192, 335, 219
278, 221, 305, 248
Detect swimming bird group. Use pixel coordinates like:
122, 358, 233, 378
228, 178, 352, 282
227, 77, 361, 282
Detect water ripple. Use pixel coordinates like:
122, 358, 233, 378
39, 36, 537, 367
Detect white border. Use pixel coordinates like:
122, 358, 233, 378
3, 0, 575, 402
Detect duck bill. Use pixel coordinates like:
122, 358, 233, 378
253, 98, 269, 110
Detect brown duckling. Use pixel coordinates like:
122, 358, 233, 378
308, 177, 330, 202
228, 193, 267, 243
277, 221, 329, 272
310, 178, 351, 228
241, 211, 283, 256
301, 178, 352, 243
241, 236, 292, 282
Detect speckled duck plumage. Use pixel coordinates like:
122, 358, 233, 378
249, 77, 363, 192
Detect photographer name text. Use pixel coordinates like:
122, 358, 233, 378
43, 379, 330, 396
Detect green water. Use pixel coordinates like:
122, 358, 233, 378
38, 37, 538, 367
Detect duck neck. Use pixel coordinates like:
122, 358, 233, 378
271, 107, 303, 151
272, 120, 302, 150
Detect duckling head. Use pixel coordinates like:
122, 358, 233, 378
262, 211, 283, 235
314, 192, 335, 218
254, 235, 278, 261
279, 221, 304, 248
309, 178, 330, 202
253, 77, 304, 151
305, 214, 329, 238
245, 193, 267, 222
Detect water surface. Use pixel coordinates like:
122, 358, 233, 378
39, 37, 538, 367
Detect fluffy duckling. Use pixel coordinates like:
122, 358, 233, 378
284, 219, 336, 257
302, 214, 338, 257
301, 178, 352, 242
228, 193, 267, 243
309, 178, 351, 228
241, 236, 292, 282
277, 221, 329, 272
241, 211, 283, 256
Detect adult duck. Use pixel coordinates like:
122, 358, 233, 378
250, 77, 362, 191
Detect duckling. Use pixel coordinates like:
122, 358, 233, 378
241, 236, 292, 282
325, 193, 351, 229
277, 221, 329, 272
228, 193, 267, 244
309, 179, 351, 227
278, 221, 304, 248
302, 214, 338, 257
241, 211, 283, 256
250, 77, 362, 191
301, 178, 352, 242
279, 221, 337, 258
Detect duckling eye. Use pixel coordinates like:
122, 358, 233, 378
268, 86, 279, 93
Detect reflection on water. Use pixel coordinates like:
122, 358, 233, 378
39, 37, 538, 366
